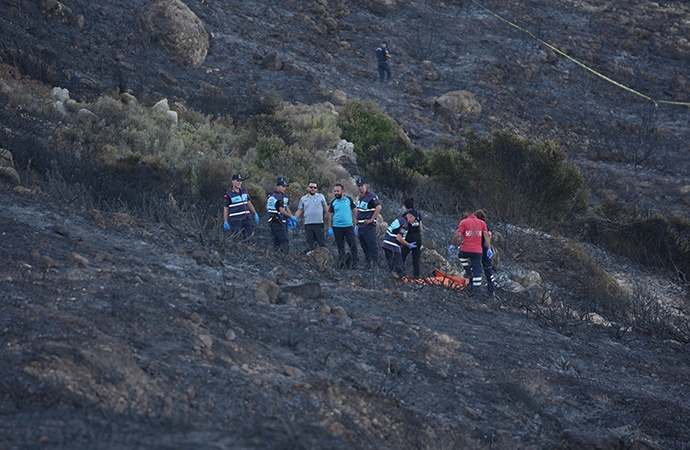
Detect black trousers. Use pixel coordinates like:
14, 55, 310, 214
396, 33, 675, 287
304, 223, 326, 249
401, 232, 421, 278
333, 226, 358, 266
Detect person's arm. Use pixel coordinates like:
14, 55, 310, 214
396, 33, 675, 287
294, 208, 303, 220
351, 206, 357, 227
247, 201, 257, 216
482, 230, 491, 250
418, 219, 423, 233
450, 230, 462, 246
396, 233, 413, 247
367, 204, 382, 225
223, 206, 229, 223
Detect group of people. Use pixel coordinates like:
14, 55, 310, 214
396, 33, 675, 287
222, 175, 422, 273
223, 174, 495, 294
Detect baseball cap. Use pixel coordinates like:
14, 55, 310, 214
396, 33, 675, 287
355, 178, 365, 186
276, 176, 289, 186
231, 173, 243, 181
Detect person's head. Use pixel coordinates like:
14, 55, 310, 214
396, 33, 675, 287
307, 181, 318, 195
333, 183, 344, 199
403, 197, 414, 210
276, 176, 289, 192
356, 178, 366, 193
405, 209, 419, 224
462, 205, 474, 217
381, 41, 387, 48
474, 209, 487, 221
231, 173, 243, 187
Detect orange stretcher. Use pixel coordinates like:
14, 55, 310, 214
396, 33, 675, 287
402, 269, 468, 290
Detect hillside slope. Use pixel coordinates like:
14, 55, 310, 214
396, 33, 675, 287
1, 186, 689, 448
1, 0, 689, 216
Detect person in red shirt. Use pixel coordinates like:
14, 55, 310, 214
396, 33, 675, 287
448, 206, 492, 293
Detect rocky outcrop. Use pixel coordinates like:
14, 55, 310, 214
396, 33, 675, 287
434, 90, 482, 116
0, 148, 20, 186
141, 0, 209, 68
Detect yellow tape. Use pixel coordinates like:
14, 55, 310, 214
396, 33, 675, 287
470, 0, 690, 107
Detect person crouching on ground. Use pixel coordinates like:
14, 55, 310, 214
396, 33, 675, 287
381, 209, 419, 278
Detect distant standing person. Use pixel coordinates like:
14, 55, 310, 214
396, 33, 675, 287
381, 209, 419, 278
223, 173, 260, 238
328, 183, 359, 268
355, 178, 382, 268
267, 177, 296, 253
448, 206, 492, 293
376, 40, 392, 83
295, 181, 329, 250
401, 197, 423, 278
474, 209, 496, 295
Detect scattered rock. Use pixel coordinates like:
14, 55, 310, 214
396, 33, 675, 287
434, 90, 482, 116
255, 279, 279, 303
69, 252, 90, 267
191, 250, 224, 267
282, 282, 322, 299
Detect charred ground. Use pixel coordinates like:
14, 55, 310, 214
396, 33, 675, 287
1, 187, 689, 449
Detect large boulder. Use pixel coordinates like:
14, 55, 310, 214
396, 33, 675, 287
142, 0, 209, 68
0, 148, 20, 186
434, 90, 483, 116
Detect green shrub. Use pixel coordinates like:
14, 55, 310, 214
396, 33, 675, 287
429, 130, 589, 223
337, 100, 423, 190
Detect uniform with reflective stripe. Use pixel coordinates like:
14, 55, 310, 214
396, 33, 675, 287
223, 187, 252, 222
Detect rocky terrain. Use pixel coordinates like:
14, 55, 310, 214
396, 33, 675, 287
1, 0, 690, 448
1, 186, 689, 449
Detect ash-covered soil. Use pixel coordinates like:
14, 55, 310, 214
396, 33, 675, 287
1, 188, 689, 449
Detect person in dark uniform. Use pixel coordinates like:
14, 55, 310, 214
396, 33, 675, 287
381, 210, 419, 278
266, 177, 296, 253
223, 173, 260, 238
376, 40, 392, 83
474, 209, 496, 295
355, 178, 382, 268
401, 197, 423, 278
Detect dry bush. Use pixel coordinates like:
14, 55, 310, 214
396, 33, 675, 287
584, 210, 690, 285
275, 102, 341, 151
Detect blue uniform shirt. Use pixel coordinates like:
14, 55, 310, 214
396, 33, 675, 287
329, 196, 355, 227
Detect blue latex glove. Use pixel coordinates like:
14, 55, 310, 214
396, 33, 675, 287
223, 221, 230, 231
354, 226, 359, 236
287, 218, 296, 230
328, 227, 334, 237
486, 248, 494, 259
447, 244, 456, 255
254, 213, 260, 224
409, 242, 417, 249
